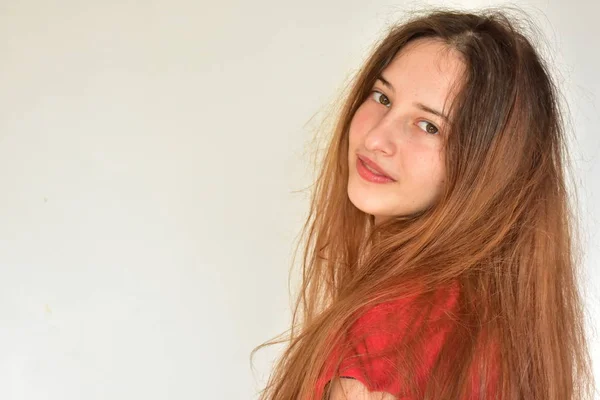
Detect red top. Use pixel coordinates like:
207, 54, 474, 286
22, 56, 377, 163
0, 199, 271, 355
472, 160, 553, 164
314, 282, 497, 399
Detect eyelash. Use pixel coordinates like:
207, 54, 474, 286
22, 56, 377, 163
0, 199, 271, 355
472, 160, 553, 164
369, 90, 440, 135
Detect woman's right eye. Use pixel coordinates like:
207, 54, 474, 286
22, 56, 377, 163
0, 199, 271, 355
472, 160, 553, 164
371, 90, 391, 107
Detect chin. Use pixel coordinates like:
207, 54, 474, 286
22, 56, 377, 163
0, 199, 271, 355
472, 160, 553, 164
347, 180, 425, 221
347, 181, 394, 218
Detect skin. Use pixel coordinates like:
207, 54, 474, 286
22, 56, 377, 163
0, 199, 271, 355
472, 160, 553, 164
347, 38, 464, 225
327, 377, 396, 400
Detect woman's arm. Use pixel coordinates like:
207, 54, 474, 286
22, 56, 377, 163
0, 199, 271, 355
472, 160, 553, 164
326, 377, 397, 400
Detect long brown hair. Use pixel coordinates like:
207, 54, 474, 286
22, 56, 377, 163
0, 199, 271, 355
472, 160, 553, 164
251, 8, 594, 400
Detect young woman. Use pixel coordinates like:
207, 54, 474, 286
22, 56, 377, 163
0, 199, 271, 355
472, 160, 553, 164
252, 8, 594, 400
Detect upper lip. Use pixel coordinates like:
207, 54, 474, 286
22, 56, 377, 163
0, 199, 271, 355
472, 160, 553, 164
357, 154, 395, 180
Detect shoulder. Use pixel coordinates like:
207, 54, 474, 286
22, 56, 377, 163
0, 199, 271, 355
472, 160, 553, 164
317, 282, 461, 399
349, 281, 460, 345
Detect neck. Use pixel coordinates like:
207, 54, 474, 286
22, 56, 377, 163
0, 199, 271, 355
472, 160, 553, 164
374, 215, 391, 226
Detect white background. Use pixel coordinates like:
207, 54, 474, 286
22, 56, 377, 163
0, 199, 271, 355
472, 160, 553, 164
0, 1, 597, 399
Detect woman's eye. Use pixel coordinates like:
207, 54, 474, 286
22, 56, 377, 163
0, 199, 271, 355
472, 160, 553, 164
371, 91, 391, 107
416, 120, 439, 135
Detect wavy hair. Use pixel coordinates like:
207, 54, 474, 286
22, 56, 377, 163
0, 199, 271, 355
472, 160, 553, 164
251, 8, 594, 400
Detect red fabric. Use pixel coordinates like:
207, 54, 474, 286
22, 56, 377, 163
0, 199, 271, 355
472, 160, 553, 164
314, 282, 496, 400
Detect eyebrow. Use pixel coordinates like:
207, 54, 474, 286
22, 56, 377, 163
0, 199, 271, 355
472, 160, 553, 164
376, 75, 449, 122
415, 103, 449, 122
377, 75, 395, 92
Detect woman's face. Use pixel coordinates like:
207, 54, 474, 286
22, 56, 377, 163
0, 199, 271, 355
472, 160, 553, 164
347, 38, 464, 224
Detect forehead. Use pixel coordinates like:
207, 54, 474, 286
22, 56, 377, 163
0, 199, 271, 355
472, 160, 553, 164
381, 38, 464, 108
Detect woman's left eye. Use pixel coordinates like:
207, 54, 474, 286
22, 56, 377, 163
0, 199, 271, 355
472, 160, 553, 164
371, 90, 391, 107
416, 120, 439, 135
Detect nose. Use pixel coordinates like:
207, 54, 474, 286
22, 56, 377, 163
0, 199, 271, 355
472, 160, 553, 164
363, 115, 397, 156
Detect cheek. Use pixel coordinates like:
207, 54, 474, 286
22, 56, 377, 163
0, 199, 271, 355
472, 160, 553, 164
401, 145, 445, 188
348, 105, 374, 146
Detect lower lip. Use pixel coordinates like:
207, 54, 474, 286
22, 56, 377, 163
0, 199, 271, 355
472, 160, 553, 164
356, 157, 395, 183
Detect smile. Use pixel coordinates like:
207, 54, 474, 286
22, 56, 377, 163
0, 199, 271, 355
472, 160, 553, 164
356, 156, 395, 183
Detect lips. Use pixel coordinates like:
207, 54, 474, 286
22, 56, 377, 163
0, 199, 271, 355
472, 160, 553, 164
357, 154, 394, 180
